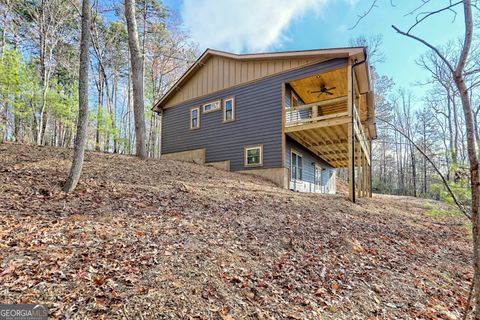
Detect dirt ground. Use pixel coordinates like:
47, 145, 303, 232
0, 143, 473, 319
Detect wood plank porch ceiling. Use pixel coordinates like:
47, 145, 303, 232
289, 67, 368, 122
287, 123, 350, 168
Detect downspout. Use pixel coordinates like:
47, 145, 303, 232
350, 52, 368, 203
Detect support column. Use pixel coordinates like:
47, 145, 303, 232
367, 161, 371, 197
363, 154, 367, 197
369, 139, 373, 198
347, 61, 354, 202
358, 143, 362, 198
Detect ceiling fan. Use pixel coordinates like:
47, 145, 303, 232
309, 84, 336, 96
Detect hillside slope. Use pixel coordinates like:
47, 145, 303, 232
0, 144, 472, 319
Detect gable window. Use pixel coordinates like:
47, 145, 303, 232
190, 107, 200, 129
202, 100, 221, 113
223, 97, 235, 122
244, 145, 263, 167
291, 151, 303, 180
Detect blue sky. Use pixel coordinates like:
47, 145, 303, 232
163, 0, 465, 99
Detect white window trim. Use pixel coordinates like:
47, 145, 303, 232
190, 107, 200, 130
202, 100, 221, 113
244, 145, 263, 167
290, 150, 303, 181
223, 97, 235, 122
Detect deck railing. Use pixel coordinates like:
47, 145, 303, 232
285, 96, 349, 127
285, 98, 370, 157
353, 105, 370, 158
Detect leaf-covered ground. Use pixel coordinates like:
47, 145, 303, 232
0, 143, 472, 319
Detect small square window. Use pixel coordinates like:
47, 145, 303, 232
223, 97, 235, 122
245, 145, 263, 167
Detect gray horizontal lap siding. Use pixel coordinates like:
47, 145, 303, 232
162, 58, 347, 171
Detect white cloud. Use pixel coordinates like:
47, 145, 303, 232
180, 0, 331, 53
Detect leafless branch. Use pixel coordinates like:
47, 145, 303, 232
392, 25, 456, 73
349, 0, 379, 30
404, 0, 432, 17
406, 1, 463, 34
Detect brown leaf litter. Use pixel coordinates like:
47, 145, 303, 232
0, 143, 473, 319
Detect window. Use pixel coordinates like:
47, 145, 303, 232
244, 145, 263, 166
291, 92, 299, 108
223, 97, 235, 122
291, 151, 303, 180
202, 100, 221, 113
190, 107, 200, 129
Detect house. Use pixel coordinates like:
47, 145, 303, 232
152, 47, 375, 201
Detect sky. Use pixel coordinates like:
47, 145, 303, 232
162, 0, 466, 100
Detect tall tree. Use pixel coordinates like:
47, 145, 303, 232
15, 0, 77, 145
63, 0, 91, 192
390, 1, 479, 316
124, 0, 147, 159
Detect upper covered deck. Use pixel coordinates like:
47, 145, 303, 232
283, 61, 375, 200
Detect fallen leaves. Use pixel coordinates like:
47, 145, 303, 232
0, 144, 473, 319
92, 276, 107, 286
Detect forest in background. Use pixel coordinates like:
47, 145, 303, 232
0, 0, 479, 206
0, 0, 197, 159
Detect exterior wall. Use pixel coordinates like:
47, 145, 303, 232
205, 160, 231, 171
165, 55, 330, 108
161, 148, 205, 164
285, 136, 336, 194
237, 167, 289, 188
162, 58, 347, 172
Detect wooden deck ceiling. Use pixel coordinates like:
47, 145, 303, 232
286, 117, 351, 168
284, 66, 371, 169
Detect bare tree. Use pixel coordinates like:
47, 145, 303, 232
63, 0, 91, 192
353, 2, 479, 316
392, 3, 479, 316
125, 0, 147, 159
15, 0, 77, 145
388, 1, 480, 316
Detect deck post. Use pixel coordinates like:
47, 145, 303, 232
367, 159, 370, 197
363, 153, 367, 197
364, 153, 368, 197
347, 61, 354, 202
362, 152, 366, 197
369, 139, 373, 197
358, 143, 362, 198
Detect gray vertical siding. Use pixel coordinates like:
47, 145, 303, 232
162, 58, 347, 171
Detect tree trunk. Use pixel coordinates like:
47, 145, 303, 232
37, 16, 49, 146
63, 0, 91, 193
457, 76, 480, 319
452, 2, 480, 318
95, 66, 103, 151
125, 0, 147, 159
112, 72, 118, 153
